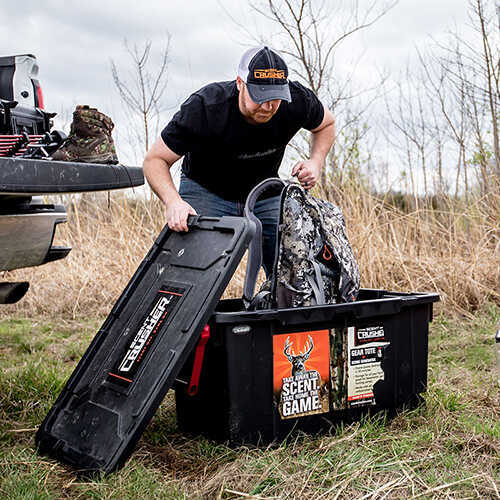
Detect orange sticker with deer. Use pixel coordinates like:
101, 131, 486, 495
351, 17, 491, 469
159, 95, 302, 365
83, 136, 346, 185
273, 330, 330, 419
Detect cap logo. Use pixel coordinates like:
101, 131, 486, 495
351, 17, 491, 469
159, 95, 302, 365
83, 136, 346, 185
253, 68, 286, 79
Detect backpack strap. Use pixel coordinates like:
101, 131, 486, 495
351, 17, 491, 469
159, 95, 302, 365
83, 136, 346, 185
307, 248, 326, 305
246, 289, 273, 310
243, 177, 285, 309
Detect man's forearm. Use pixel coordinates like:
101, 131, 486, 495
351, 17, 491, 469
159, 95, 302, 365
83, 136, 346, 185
310, 120, 335, 165
143, 157, 182, 207
291, 111, 335, 188
142, 137, 194, 231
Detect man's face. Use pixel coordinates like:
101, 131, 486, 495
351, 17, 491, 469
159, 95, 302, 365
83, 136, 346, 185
237, 77, 281, 124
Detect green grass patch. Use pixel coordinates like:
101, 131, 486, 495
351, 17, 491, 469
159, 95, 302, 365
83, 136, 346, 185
0, 306, 499, 498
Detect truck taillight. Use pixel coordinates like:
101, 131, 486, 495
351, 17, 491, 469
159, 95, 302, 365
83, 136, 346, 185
32, 79, 44, 109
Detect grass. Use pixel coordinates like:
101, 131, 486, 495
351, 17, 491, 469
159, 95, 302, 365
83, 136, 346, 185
0, 304, 498, 498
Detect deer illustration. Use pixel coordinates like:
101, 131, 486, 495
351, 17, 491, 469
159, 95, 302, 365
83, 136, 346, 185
283, 335, 314, 376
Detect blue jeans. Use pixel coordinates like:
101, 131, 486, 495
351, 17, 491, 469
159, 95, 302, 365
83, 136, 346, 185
179, 175, 280, 277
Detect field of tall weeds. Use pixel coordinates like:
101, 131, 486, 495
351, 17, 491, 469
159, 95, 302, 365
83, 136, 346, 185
0, 183, 498, 319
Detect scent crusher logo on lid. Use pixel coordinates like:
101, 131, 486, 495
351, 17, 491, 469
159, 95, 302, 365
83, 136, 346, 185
108, 285, 185, 387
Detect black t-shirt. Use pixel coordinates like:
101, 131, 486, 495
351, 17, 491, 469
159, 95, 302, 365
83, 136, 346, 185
161, 80, 324, 201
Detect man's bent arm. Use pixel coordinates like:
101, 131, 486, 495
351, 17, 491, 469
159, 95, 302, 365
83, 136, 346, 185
310, 106, 335, 165
143, 137, 196, 232
292, 105, 335, 189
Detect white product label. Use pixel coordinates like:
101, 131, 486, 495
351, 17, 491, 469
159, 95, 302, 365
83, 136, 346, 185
347, 326, 389, 407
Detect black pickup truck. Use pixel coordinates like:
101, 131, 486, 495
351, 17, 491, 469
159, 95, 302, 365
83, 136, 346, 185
0, 54, 144, 304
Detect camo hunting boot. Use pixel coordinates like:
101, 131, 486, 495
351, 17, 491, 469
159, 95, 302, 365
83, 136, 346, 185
52, 105, 119, 164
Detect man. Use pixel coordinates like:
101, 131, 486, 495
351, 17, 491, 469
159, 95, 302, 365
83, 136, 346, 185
143, 46, 335, 276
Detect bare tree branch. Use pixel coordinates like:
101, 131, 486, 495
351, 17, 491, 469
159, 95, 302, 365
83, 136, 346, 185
111, 35, 171, 155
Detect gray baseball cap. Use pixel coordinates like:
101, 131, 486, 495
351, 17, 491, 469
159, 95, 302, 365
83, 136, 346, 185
237, 46, 291, 104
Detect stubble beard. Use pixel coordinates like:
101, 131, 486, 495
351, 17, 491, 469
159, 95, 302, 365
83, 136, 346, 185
239, 88, 277, 124
241, 102, 275, 124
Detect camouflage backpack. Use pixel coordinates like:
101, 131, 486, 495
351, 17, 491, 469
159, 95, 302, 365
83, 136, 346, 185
243, 178, 360, 310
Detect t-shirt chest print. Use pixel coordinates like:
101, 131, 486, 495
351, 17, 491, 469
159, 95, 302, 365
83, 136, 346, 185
226, 116, 287, 162
236, 147, 281, 160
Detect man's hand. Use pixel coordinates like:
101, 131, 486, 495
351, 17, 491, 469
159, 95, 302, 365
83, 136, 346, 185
292, 104, 335, 190
291, 159, 322, 190
166, 199, 197, 232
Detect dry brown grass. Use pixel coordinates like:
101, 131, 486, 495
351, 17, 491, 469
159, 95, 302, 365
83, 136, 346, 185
1, 184, 498, 319
327, 184, 500, 316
